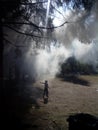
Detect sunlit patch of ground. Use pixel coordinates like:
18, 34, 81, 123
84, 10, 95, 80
23, 75, 98, 130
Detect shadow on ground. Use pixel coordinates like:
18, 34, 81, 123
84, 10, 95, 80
43, 97, 48, 104
60, 74, 90, 86
67, 113, 98, 130
1, 80, 43, 130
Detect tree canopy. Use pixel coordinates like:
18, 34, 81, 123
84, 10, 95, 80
1, 0, 97, 36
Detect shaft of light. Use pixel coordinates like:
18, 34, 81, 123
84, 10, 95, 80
45, 0, 51, 28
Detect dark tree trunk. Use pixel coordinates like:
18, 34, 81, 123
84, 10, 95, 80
0, 19, 3, 88
0, 12, 4, 128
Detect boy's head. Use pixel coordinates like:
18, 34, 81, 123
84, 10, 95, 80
45, 80, 48, 83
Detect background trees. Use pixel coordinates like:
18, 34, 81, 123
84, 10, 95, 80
60, 57, 97, 76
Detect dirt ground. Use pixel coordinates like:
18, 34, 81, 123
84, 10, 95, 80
23, 75, 98, 130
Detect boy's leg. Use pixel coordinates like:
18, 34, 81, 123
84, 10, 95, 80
46, 90, 48, 97
43, 89, 45, 98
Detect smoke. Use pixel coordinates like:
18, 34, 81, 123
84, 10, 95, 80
53, 1, 98, 45
71, 39, 98, 66
23, 1, 98, 80
53, 1, 98, 64
25, 42, 71, 80
25, 39, 98, 80
4, 1, 98, 80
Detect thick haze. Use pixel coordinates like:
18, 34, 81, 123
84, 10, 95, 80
4, 1, 98, 80
28, 1, 98, 79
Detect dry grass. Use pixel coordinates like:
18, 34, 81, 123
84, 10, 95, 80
24, 75, 98, 130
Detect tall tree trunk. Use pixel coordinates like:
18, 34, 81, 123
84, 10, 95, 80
0, 19, 3, 88
0, 13, 4, 127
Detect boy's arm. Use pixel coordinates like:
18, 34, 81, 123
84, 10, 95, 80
40, 82, 45, 84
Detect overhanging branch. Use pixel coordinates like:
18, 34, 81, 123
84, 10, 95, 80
21, 14, 43, 35
3, 38, 17, 47
4, 25, 48, 38
3, 20, 73, 30
3, 37, 31, 48
0, 1, 48, 6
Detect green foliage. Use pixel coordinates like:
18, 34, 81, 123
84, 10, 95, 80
60, 57, 97, 75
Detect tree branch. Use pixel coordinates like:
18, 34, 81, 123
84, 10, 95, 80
4, 25, 48, 38
0, 1, 48, 6
3, 37, 32, 48
50, 3, 65, 19
21, 14, 43, 35
3, 38, 17, 47
3, 20, 73, 30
